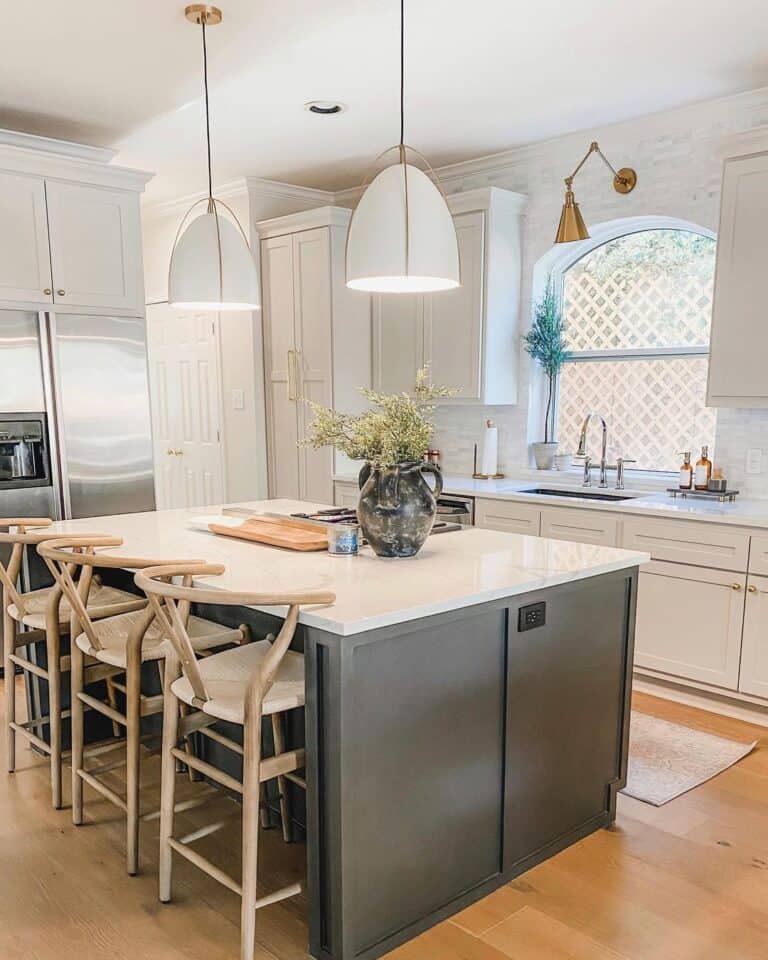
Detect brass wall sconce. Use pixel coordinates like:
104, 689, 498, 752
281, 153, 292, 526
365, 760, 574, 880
554, 141, 637, 244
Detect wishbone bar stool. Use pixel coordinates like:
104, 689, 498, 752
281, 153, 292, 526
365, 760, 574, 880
0, 518, 145, 808
38, 536, 249, 875
134, 563, 335, 960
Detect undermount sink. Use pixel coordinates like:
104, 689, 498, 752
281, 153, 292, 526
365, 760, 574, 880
520, 487, 636, 502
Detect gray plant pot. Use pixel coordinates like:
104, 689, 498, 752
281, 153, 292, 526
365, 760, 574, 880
532, 441, 559, 470
358, 461, 443, 558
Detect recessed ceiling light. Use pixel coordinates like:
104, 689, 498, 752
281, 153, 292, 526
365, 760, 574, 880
305, 100, 346, 115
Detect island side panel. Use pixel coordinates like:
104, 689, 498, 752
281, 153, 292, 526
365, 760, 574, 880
305, 607, 508, 960
502, 568, 637, 874
306, 567, 638, 960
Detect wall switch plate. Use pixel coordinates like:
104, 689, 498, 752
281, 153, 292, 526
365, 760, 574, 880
518, 601, 546, 632
232, 389, 245, 411
746, 448, 762, 475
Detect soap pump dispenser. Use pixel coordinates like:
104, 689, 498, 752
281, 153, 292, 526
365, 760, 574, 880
679, 451, 693, 490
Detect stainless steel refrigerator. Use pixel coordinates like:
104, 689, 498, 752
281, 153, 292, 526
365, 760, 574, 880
0, 309, 155, 522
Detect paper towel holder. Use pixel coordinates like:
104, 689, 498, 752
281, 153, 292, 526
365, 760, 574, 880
472, 442, 505, 480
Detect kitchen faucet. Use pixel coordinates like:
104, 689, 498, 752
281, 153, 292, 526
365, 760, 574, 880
576, 412, 636, 489
577, 411, 609, 487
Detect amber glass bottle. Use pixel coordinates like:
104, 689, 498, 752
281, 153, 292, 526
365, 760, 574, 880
694, 445, 712, 490
679, 451, 693, 490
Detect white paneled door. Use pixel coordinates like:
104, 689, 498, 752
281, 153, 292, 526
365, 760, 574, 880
147, 303, 225, 509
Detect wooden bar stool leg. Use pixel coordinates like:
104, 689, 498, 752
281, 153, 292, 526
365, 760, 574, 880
159, 657, 181, 903
271, 712, 292, 843
45, 609, 63, 809
70, 640, 85, 825
125, 644, 142, 876
4, 602, 16, 773
240, 708, 262, 960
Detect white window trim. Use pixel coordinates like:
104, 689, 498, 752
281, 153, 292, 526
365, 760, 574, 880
527, 215, 717, 476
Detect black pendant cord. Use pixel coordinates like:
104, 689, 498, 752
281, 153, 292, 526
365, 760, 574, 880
399, 0, 405, 147
201, 17, 213, 202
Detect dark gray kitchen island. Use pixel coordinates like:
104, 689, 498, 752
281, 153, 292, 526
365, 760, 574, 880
46, 501, 648, 960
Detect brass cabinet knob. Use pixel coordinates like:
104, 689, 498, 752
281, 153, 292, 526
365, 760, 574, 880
732, 583, 742, 591
166, 448, 174, 456
174, 449, 183, 456
43, 288, 52, 295
748, 585, 758, 594
56, 289, 66, 296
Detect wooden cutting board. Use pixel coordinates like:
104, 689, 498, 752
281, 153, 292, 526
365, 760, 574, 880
207, 515, 328, 551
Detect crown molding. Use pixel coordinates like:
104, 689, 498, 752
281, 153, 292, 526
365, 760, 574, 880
715, 124, 768, 160
256, 205, 351, 239
245, 176, 335, 205
142, 177, 249, 218
0, 127, 117, 164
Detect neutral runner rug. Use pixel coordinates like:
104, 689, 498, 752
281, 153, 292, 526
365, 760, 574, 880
622, 712, 757, 806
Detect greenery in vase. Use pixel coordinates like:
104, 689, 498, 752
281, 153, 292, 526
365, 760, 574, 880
523, 275, 569, 443
303, 367, 454, 466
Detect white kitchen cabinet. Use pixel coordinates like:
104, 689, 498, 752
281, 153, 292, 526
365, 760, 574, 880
739, 575, 768, 698
707, 144, 768, 406
334, 480, 360, 509
539, 506, 618, 546
0, 171, 53, 304
475, 498, 540, 535
620, 515, 749, 572
634, 560, 745, 689
45, 180, 144, 313
372, 188, 526, 403
259, 207, 370, 503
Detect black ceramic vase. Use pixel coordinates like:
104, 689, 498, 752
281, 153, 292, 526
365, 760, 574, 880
357, 461, 443, 558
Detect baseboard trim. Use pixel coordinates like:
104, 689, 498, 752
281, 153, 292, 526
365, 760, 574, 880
633, 674, 768, 727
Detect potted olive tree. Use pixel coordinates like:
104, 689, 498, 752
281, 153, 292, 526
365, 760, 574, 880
303, 368, 453, 558
523, 276, 569, 470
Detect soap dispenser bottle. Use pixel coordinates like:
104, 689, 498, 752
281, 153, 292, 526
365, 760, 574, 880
679, 451, 693, 490
694, 445, 712, 490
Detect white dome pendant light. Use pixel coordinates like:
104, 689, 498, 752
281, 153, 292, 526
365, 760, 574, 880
346, 0, 460, 294
168, 5, 260, 311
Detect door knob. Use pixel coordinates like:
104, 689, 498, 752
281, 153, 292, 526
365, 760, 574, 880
56, 289, 66, 296
43, 288, 52, 296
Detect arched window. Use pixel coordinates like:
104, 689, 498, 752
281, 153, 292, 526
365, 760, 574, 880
555, 228, 716, 473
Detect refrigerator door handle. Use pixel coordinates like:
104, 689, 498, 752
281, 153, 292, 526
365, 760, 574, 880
38, 311, 70, 520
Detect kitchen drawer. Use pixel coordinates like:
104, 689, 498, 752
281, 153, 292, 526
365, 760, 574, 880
621, 516, 749, 571
634, 560, 744, 689
539, 507, 618, 546
748, 535, 768, 576
475, 498, 540, 535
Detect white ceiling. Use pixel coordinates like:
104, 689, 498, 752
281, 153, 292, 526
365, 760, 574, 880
4, 0, 768, 203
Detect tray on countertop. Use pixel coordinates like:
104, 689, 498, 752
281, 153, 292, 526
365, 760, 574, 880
666, 488, 739, 503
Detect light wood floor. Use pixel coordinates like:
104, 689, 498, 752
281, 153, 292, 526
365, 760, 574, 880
1, 681, 766, 960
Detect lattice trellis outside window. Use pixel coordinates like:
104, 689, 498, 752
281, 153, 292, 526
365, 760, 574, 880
555, 229, 717, 473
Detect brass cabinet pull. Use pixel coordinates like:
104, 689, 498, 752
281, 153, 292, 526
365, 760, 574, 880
43, 288, 52, 296
56, 289, 66, 296
732, 583, 742, 591
748, 585, 758, 594
293, 349, 303, 401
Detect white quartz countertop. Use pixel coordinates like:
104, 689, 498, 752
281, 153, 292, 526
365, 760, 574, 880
335, 472, 768, 530
45, 499, 648, 637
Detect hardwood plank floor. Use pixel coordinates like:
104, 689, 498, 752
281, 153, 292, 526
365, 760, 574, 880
1, 681, 766, 960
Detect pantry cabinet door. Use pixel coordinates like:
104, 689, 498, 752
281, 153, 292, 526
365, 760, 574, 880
424, 211, 484, 399
372, 293, 424, 394
45, 180, 144, 312
634, 561, 744, 689
293, 228, 333, 504
707, 152, 768, 407
739, 575, 768, 699
0, 172, 53, 304
261, 234, 301, 499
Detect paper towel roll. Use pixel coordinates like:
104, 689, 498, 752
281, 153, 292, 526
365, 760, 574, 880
480, 420, 498, 476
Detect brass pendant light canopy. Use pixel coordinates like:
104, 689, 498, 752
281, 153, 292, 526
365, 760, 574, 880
554, 141, 637, 244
